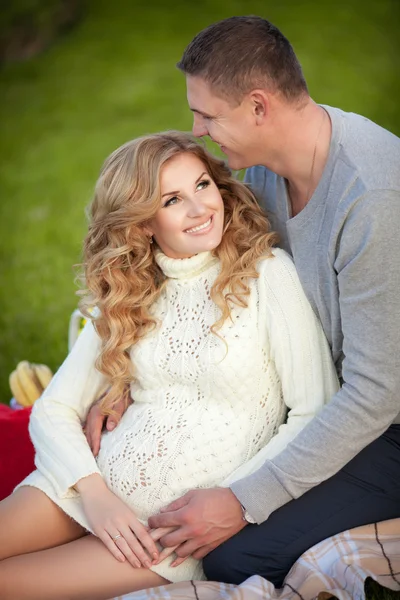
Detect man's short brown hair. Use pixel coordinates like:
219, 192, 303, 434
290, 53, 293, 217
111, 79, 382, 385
177, 16, 308, 104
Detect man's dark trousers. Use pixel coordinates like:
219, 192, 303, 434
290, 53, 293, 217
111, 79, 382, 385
203, 424, 400, 588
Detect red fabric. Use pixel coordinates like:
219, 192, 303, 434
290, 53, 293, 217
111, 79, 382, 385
0, 405, 35, 501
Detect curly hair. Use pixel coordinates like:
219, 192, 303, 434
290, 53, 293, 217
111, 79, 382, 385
79, 131, 278, 414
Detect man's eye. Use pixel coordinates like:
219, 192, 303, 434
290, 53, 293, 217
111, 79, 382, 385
197, 179, 211, 190
163, 196, 179, 208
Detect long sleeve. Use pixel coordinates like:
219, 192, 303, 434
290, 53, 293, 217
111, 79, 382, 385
238, 105, 400, 524
232, 191, 400, 523
229, 249, 339, 518
29, 319, 109, 498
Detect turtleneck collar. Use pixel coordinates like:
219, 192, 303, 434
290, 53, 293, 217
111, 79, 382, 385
154, 247, 218, 279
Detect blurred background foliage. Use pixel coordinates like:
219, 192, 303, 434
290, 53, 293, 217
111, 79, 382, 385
0, 0, 399, 404
0, 0, 81, 63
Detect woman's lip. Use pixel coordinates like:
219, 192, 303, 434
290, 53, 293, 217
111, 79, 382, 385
184, 215, 214, 235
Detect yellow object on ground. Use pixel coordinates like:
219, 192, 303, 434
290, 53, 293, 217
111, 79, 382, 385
9, 361, 53, 407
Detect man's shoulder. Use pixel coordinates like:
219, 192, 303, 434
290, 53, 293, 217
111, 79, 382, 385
325, 105, 400, 193
325, 104, 399, 144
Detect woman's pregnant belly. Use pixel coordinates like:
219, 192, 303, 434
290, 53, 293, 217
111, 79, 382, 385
95, 402, 256, 521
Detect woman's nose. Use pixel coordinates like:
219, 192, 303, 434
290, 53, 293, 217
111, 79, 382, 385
187, 199, 208, 218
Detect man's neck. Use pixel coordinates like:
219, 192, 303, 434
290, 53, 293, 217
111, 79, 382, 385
260, 99, 332, 216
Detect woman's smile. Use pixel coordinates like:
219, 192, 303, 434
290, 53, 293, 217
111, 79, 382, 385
184, 215, 213, 235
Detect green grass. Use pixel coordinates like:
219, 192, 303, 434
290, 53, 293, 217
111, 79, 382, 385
0, 0, 399, 407
365, 578, 400, 600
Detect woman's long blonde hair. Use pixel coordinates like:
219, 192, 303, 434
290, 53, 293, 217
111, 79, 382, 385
79, 131, 278, 414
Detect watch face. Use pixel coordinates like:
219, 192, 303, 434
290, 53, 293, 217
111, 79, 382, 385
240, 503, 256, 524
244, 509, 256, 524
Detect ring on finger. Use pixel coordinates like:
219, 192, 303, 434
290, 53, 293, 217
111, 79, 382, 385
111, 533, 123, 542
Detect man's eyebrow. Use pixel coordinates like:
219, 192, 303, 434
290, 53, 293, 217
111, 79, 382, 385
190, 107, 214, 119
161, 171, 208, 198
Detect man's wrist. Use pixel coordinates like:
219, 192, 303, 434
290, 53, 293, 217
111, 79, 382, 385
240, 503, 257, 524
226, 487, 257, 524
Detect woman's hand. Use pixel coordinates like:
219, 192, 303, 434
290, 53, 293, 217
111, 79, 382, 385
149, 527, 185, 567
76, 474, 159, 568
84, 394, 130, 456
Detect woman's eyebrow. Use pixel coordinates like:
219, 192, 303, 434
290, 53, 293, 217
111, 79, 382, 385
161, 171, 208, 198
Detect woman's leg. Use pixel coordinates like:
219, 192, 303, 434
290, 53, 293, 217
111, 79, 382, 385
0, 534, 167, 600
0, 486, 85, 560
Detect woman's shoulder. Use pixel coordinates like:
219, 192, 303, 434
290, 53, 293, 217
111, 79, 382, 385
255, 246, 307, 298
257, 247, 296, 277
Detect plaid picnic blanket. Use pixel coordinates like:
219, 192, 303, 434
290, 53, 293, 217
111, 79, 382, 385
115, 518, 400, 600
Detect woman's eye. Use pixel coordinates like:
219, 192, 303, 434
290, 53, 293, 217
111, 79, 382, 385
163, 196, 179, 208
197, 179, 211, 191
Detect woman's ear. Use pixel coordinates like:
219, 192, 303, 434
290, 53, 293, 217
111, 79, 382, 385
142, 226, 154, 238
142, 226, 155, 246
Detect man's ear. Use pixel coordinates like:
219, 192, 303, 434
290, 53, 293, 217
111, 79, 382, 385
249, 90, 269, 124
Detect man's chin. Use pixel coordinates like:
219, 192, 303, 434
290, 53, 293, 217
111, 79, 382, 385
226, 156, 246, 171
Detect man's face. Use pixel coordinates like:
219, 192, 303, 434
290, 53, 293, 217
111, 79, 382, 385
186, 76, 258, 170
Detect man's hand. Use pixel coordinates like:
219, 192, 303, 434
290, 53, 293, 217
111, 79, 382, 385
148, 488, 247, 566
84, 395, 129, 456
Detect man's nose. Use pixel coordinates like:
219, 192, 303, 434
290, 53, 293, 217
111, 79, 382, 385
192, 115, 208, 138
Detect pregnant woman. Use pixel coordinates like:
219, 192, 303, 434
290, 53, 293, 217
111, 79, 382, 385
0, 131, 338, 600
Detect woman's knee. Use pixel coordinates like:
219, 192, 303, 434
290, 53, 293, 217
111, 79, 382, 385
0, 556, 23, 599
0, 487, 85, 561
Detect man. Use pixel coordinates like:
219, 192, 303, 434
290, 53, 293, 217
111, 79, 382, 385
87, 16, 400, 587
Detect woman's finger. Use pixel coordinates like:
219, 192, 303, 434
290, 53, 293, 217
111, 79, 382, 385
155, 544, 178, 565
114, 531, 146, 568
97, 530, 126, 564
149, 526, 176, 542
159, 525, 192, 548
117, 526, 154, 569
131, 521, 159, 561
171, 555, 188, 568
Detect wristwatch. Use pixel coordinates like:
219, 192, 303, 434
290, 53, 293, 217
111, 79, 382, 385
240, 503, 257, 524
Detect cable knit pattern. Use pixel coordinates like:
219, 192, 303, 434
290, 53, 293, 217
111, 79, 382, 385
17, 248, 339, 583
97, 248, 287, 524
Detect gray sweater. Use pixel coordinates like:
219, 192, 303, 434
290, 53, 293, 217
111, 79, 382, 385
231, 105, 400, 524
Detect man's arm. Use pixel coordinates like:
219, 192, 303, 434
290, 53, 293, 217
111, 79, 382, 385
231, 189, 400, 522
150, 190, 400, 559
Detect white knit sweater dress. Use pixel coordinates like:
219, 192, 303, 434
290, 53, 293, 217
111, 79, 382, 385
17, 248, 339, 583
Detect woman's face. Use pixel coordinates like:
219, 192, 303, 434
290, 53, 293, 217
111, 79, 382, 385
146, 152, 225, 259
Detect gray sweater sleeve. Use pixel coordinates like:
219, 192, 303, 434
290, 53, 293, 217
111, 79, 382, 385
231, 189, 400, 523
